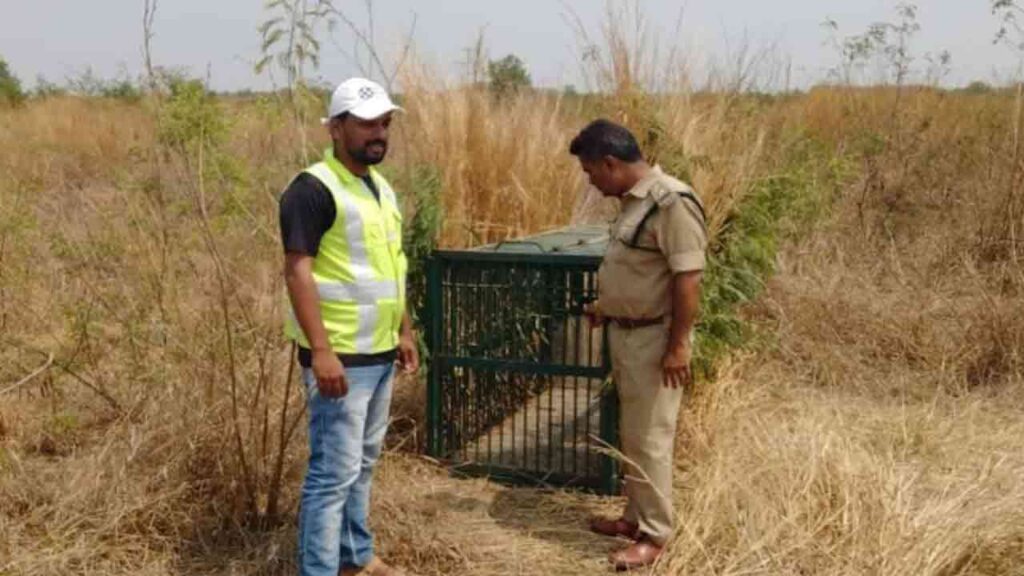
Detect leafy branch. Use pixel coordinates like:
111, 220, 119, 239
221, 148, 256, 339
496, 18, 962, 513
994, 0, 1024, 51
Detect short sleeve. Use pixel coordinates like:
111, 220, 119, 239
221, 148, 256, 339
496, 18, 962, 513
278, 172, 336, 256
656, 197, 708, 272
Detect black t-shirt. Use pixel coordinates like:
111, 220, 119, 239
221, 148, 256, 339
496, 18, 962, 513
279, 170, 396, 368
279, 173, 381, 256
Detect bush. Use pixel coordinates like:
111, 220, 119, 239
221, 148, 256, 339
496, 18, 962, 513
487, 54, 532, 98
695, 137, 847, 377
157, 77, 229, 151
962, 80, 994, 94
0, 56, 25, 106
32, 75, 66, 99
66, 67, 142, 102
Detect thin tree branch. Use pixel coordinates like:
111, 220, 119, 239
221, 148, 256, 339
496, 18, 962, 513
0, 354, 54, 396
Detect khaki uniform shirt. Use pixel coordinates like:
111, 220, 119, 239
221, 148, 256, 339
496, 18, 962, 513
597, 166, 708, 320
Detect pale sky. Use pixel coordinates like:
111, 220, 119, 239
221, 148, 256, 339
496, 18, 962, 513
0, 0, 1019, 91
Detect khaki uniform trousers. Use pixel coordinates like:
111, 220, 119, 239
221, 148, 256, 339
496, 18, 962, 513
609, 319, 684, 546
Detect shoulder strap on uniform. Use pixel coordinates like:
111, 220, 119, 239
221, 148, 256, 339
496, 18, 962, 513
627, 191, 707, 248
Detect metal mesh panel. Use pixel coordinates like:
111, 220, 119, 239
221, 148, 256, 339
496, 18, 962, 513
426, 248, 619, 493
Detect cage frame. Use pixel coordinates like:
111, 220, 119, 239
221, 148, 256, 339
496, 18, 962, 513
423, 226, 620, 494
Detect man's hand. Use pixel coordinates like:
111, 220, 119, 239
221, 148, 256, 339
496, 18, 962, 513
583, 302, 606, 329
662, 340, 693, 389
398, 331, 420, 375
665, 271, 701, 389
312, 348, 347, 397
285, 252, 345, 396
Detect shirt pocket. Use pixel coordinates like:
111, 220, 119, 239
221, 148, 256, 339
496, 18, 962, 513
362, 210, 390, 247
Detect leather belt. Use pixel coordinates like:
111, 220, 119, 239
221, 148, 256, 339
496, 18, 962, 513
610, 316, 665, 329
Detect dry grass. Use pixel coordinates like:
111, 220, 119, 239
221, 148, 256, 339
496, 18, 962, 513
3, 48, 1024, 576
648, 84, 1024, 575
0, 79, 763, 575
391, 58, 766, 246
395, 74, 587, 245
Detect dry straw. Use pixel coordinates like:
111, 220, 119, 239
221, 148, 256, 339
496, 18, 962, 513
3, 3, 1024, 575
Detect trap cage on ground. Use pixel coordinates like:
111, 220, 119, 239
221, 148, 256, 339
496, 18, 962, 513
424, 225, 620, 494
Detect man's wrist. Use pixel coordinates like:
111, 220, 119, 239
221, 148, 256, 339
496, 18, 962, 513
668, 334, 692, 350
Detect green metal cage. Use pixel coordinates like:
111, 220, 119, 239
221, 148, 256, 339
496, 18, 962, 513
424, 225, 620, 494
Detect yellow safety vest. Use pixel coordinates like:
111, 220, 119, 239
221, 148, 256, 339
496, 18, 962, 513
285, 148, 408, 354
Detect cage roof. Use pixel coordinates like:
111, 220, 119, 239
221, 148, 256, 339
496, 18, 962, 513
470, 224, 609, 257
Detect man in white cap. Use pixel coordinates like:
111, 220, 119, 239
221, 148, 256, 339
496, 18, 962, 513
279, 77, 417, 576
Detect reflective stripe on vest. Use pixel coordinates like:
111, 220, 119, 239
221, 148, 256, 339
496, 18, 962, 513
284, 154, 407, 355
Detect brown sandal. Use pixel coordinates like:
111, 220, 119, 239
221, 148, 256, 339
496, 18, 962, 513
608, 535, 663, 571
589, 516, 640, 540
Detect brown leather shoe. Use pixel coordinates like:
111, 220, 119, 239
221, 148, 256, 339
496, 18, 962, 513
608, 537, 663, 571
589, 516, 640, 540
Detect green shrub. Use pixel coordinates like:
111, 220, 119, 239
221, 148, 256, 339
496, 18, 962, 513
66, 67, 141, 102
32, 75, 66, 99
0, 56, 25, 106
695, 137, 848, 377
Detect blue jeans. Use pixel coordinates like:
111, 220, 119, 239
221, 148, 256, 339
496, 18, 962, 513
297, 362, 394, 576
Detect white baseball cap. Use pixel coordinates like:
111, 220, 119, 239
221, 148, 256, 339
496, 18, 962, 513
321, 77, 402, 124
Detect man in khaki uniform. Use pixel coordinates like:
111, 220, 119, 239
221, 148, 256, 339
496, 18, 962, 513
570, 119, 707, 570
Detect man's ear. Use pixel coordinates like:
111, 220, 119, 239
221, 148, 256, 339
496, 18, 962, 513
327, 117, 344, 140
601, 155, 619, 173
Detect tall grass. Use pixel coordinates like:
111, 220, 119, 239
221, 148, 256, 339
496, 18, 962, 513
394, 74, 586, 246
0, 73, 767, 573
662, 83, 1024, 575
3, 12, 1024, 576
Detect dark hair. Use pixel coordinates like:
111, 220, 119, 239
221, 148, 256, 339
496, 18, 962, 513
568, 119, 643, 163
331, 111, 351, 123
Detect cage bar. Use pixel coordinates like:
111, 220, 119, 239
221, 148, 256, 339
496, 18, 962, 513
424, 225, 619, 493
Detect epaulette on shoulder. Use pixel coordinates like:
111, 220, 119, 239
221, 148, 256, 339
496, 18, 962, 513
648, 184, 680, 208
